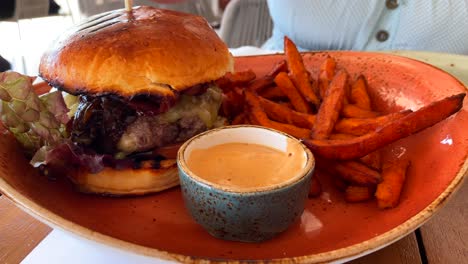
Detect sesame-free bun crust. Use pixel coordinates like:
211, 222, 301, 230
67, 160, 179, 196
39, 6, 233, 98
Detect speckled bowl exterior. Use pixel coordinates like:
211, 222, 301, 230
177, 125, 315, 242
178, 164, 313, 242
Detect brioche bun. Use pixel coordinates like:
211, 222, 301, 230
68, 160, 179, 196
39, 6, 233, 98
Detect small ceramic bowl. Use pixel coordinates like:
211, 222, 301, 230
177, 125, 315, 242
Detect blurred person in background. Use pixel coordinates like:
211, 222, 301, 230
0, 0, 60, 72
0, 0, 60, 18
0, 56, 11, 72
263, 0, 468, 54
0, 0, 14, 19
0, 0, 13, 72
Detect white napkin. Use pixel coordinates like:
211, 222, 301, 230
22, 229, 177, 264
229, 46, 280, 56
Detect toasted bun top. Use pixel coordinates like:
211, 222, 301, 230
39, 6, 233, 98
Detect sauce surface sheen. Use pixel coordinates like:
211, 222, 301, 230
187, 142, 305, 190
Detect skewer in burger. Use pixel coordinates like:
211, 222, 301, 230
37, 6, 233, 195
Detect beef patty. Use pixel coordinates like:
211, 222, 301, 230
117, 115, 206, 153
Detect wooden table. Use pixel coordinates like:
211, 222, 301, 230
0, 176, 466, 263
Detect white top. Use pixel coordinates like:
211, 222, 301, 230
263, 0, 468, 54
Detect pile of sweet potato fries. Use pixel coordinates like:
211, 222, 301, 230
216, 37, 465, 209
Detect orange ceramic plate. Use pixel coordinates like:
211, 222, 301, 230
0, 52, 467, 263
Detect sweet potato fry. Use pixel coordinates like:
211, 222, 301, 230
248, 76, 274, 92
33, 81, 52, 95
245, 90, 311, 138
318, 81, 328, 102
216, 70, 256, 91
312, 70, 348, 139
314, 159, 349, 192
216, 35, 464, 208
308, 175, 322, 197
259, 86, 287, 100
231, 113, 246, 125
274, 72, 311, 113
375, 159, 411, 209
248, 60, 288, 92
318, 56, 336, 99
278, 101, 294, 109
244, 90, 270, 121
329, 133, 356, 140
334, 110, 412, 136
284, 36, 320, 107
334, 161, 381, 186
332, 173, 348, 192
349, 75, 372, 110
247, 117, 311, 138
360, 150, 382, 171
345, 186, 375, 203
342, 104, 380, 118
320, 56, 336, 79
303, 93, 466, 160
268, 59, 288, 77
267, 120, 311, 139
259, 97, 315, 128
221, 88, 245, 118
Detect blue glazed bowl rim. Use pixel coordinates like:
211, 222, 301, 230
177, 125, 315, 194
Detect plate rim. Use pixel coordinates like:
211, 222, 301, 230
1, 51, 467, 263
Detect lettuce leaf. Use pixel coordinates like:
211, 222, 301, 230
0, 71, 69, 156
30, 143, 106, 174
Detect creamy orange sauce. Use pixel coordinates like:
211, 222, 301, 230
186, 142, 306, 190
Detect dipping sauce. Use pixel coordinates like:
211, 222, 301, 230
186, 142, 306, 190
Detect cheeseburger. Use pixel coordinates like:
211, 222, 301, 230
38, 6, 233, 195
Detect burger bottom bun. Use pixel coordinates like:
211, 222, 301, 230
67, 160, 179, 196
